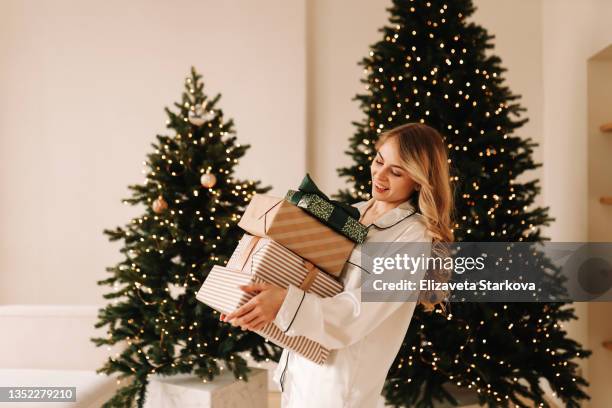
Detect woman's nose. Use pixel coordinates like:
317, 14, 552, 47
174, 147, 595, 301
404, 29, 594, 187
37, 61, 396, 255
376, 168, 390, 180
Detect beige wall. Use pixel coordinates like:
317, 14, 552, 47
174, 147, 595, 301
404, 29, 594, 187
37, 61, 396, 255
586, 56, 612, 404
587, 50, 612, 242
541, 2, 612, 406
305, 0, 388, 192
541, 0, 612, 243
0, 0, 305, 304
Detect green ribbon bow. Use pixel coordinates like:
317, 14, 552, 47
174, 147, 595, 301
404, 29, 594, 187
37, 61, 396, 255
289, 173, 361, 220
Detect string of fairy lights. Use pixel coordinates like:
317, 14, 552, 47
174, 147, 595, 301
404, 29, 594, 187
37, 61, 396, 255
387, 306, 581, 404
343, 1, 581, 405
349, 4, 538, 241
103, 74, 272, 386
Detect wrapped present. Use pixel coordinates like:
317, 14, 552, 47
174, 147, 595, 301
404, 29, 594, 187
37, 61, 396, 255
225, 234, 342, 297
197, 266, 331, 364
285, 174, 368, 244
196, 235, 344, 364
238, 194, 355, 276
144, 369, 268, 408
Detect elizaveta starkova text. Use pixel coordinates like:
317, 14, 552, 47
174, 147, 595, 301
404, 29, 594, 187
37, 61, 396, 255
372, 279, 537, 292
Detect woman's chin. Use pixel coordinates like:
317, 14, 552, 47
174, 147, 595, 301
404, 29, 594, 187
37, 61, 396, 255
372, 188, 390, 199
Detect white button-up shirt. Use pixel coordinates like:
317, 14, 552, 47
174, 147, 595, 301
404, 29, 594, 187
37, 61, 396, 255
272, 198, 433, 408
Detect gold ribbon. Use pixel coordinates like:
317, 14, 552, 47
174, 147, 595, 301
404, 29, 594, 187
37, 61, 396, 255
237, 235, 320, 292
236, 236, 261, 271
299, 261, 319, 292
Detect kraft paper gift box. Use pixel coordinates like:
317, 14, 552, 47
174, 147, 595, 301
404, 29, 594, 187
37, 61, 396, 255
237, 194, 356, 276
285, 173, 368, 244
196, 234, 344, 364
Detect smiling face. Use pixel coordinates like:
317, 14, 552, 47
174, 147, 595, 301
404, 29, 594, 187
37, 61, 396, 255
370, 136, 418, 204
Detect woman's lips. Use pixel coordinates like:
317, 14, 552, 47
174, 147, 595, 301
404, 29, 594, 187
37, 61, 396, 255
374, 182, 389, 193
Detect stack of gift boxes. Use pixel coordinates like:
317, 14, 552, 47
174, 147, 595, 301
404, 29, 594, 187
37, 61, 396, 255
196, 174, 368, 364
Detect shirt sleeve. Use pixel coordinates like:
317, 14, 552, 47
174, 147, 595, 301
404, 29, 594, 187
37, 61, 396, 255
272, 219, 432, 350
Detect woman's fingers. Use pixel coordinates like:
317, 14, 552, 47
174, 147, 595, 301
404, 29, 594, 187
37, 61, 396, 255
250, 318, 267, 331
224, 300, 256, 322
231, 309, 259, 330
229, 307, 271, 331
239, 283, 268, 293
241, 309, 261, 327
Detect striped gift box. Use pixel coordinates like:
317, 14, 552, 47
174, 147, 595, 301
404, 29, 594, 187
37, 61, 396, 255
197, 266, 330, 364
227, 234, 342, 296
237, 194, 356, 276
196, 235, 344, 364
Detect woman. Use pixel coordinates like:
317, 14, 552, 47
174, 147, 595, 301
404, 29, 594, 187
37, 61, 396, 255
222, 123, 454, 407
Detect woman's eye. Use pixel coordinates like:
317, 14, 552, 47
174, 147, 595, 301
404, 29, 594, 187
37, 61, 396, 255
375, 160, 383, 165
391, 172, 400, 177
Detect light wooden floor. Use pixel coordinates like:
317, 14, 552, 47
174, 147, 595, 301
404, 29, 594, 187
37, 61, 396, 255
265, 389, 561, 408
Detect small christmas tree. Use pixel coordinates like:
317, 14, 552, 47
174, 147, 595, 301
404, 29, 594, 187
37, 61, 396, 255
336, 1, 591, 406
91, 68, 278, 407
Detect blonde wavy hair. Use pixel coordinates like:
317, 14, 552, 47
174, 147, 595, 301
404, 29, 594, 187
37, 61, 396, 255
375, 123, 455, 313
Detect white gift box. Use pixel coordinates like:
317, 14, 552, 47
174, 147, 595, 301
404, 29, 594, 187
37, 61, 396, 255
143, 367, 268, 408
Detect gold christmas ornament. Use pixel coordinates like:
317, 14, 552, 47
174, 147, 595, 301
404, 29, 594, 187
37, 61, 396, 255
200, 172, 217, 188
152, 195, 168, 214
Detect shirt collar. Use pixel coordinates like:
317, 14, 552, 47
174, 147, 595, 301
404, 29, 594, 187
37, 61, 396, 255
355, 197, 417, 229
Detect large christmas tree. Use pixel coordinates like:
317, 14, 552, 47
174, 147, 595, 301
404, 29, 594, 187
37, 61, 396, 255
336, 1, 591, 407
92, 68, 278, 407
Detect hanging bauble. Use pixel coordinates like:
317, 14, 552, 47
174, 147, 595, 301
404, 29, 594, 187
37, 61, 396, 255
152, 195, 168, 214
188, 104, 214, 126
200, 172, 217, 188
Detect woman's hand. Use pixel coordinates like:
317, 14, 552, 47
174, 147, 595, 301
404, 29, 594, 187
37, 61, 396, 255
219, 282, 288, 332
